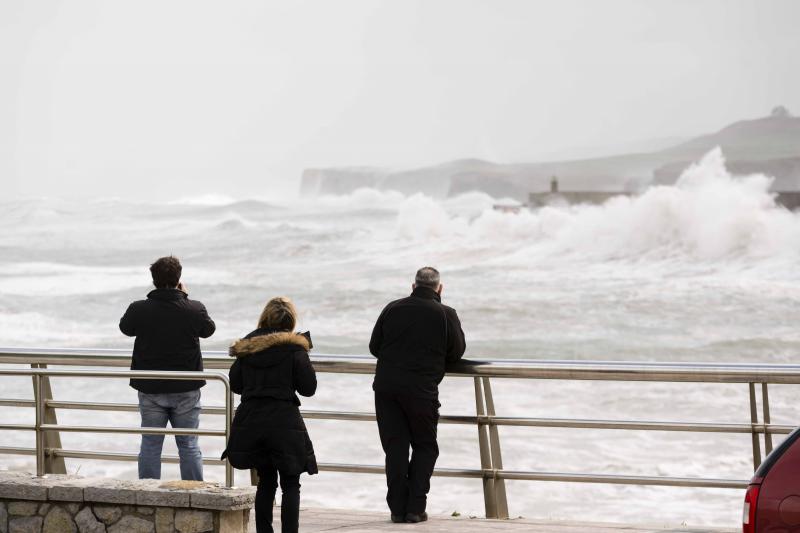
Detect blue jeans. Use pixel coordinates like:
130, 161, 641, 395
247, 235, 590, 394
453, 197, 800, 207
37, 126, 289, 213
138, 389, 203, 480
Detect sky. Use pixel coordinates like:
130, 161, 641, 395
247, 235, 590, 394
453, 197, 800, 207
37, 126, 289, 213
1, 0, 799, 200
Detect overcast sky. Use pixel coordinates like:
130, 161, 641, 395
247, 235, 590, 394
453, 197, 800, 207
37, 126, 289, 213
2, 0, 799, 200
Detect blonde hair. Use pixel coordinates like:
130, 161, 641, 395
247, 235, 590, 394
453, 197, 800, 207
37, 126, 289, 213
257, 297, 297, 331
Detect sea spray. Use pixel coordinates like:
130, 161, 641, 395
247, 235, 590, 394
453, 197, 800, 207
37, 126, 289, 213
391, 148, 800, 265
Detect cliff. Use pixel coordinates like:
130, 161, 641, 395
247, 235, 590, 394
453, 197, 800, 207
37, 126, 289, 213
299, 108, 800, 200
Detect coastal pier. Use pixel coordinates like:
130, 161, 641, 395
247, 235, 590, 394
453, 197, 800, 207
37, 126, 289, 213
492, 176, 800, 211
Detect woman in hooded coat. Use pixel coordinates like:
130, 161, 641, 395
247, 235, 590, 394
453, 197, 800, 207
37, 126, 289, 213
223, 297, 317, 533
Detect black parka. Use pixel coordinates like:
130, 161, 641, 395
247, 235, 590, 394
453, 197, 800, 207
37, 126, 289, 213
120, 288, 216, 393
370, 286, 466, 399
222, 328, 318, 475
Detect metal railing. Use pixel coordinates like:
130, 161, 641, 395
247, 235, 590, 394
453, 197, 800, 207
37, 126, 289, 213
1, 347, 798, 518
0, 364, 234, 486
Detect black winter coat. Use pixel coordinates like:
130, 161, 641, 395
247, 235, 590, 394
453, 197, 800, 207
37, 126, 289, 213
120, 288, 216, 393
222, 328, 318, 475
370, 286, 466, 399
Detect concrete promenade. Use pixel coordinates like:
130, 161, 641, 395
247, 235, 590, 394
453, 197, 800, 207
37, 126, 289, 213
255, 508, 737, 533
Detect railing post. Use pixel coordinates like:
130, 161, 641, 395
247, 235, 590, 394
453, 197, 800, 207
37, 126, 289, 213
762, 383, 773, 456
482, 377, 509, 519
31, 364, 66, 474
225, 386, 234, 487
474, 377, 498, 518
34, 373, 44, 476
748, 383, 762, 470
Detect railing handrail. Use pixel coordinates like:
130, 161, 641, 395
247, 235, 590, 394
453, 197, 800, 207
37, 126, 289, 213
0, 346, 791, 518
0, 367, 225, 379
4, 346, 800, 382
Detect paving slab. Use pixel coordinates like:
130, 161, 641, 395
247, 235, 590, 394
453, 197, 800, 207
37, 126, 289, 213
249, 508, 737, 533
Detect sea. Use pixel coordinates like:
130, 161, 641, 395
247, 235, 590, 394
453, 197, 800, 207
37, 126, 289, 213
1, 148, 799, 527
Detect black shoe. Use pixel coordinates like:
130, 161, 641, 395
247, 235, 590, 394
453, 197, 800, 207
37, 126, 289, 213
391, 515, 406, 523
405, 512, 428, 523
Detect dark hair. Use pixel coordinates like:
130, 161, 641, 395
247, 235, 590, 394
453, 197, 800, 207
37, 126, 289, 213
415, 266, 440, 290
150, 256, 182, 289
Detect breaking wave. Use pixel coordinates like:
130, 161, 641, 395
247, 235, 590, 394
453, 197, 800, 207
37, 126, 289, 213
394, 148, 800, 265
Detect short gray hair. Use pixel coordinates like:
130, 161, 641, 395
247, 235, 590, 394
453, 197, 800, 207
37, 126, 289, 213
415, 266, 441, 289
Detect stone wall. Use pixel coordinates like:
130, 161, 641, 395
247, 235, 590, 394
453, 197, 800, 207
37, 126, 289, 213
0, 473, 254, 533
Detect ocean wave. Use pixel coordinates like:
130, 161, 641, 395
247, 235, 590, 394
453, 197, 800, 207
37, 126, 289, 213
0, 311, 112, 345
304, 188, 408, 211
393, 149, 800, 266
168, 194, 239, 206
0, 262, 235, 297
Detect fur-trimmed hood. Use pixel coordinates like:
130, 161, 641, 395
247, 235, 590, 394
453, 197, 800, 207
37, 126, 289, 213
229, 330, 311, 358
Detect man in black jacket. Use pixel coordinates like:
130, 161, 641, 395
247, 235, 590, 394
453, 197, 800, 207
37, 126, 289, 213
370, 266, 466, 523
120, 256, 216, 480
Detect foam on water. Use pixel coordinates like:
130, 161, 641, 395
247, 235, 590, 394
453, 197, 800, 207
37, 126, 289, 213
304, 187, 408, 211
391, 149, 800, 270
168, 194, 239, 206
0, 263, 237, 297
0, 311, 110, 346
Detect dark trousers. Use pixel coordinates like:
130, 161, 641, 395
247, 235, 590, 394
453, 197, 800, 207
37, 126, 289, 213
374, 391, 440, 516
255, 467, 301, 533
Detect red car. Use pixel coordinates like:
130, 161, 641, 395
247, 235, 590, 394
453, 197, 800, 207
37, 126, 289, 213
744, 427, 800, 532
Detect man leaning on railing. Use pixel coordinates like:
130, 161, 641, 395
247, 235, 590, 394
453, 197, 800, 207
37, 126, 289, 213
119, 255, 216, 481
370, 266, 466, 524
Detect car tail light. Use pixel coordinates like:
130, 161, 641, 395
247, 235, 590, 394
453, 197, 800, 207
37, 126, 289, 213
743, 484, 760, 533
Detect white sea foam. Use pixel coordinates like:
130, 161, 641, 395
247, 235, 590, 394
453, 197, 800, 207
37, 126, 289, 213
0, 263, 146, 296
0, 311, 111, 345
168, 194, 239, 206
391, 149, 800, 268
304, 188, 407, 211
0, 263, 237, 297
